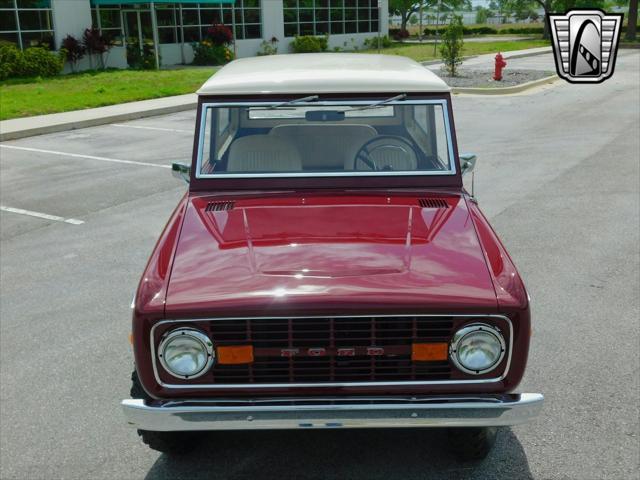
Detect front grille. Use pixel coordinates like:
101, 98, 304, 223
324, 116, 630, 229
196, 316, 455, 384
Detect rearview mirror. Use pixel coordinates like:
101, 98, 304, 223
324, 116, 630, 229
172, 162, 191, 183
459, 153, 477, 176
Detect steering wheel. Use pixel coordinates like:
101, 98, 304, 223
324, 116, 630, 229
353, 135, 419, 171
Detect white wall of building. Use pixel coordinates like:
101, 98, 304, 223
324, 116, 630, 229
50, 0, 389, 70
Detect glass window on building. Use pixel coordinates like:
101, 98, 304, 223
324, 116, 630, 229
91, 1, 262, 46
284, 0, 378, 37
0, 0, 53, 49
91, 5, 124, 45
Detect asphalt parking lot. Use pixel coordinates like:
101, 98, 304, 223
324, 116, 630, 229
1, 50, 638, 480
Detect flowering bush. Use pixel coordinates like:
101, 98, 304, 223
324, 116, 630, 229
389, 28, 409, 40
82, 27, 112, 69
206, 24, 233, 46
192, 40, 233, 65
61, 34, 85, 72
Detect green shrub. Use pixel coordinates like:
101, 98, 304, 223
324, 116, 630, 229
363, 35, 393, 49
0, 44, 63, 80
0, 43, 24, 80
192, 41, 233, 65
291, 35, 328, 53
424, 25, 498, 36
497, 26, 544, 34
126, 41, 160, 70
21, 47, 65, 77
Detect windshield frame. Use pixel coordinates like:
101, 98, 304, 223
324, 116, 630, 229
194, 98, 457, 180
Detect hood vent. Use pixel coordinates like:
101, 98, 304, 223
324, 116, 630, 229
205, 201, 235, 212
418, 198, 449, 209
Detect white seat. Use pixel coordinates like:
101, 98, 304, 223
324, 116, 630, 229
270, 124, 377, 170
227, 135, 302, 172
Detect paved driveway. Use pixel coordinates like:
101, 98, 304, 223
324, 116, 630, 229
0, 50, 638, 480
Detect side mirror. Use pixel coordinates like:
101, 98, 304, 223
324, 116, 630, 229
172, 162, 191, 184
459, 153, 477, 176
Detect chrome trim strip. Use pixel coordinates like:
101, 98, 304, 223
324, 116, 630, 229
121, 393, 543, 431
195, 99, 457, 179
150, 314, 513, 390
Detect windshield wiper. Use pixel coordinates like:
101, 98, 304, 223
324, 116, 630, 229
267, 95, 319, 109
349, 93, 407, 111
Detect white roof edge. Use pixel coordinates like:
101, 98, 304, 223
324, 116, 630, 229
197, 53, 451, 96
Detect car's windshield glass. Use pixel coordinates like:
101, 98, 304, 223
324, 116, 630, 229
197, 101, 454, 178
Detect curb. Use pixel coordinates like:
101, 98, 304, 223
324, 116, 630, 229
0, 95, 197, 142
451, 74, 558, 95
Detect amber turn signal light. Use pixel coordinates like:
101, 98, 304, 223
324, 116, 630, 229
411, 342, 448, 361
217, 345, 254, 364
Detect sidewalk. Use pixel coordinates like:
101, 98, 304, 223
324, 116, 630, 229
0, 93, 197, 142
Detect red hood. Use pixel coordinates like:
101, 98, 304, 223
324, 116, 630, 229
165, 192, 498, 315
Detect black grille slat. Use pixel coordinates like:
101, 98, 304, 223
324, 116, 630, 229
205, 201, 235, 212
418, 198, 449, 209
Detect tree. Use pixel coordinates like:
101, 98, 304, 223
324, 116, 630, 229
440, 15, 464, 76
501, 0, 605, 38
409, 14, 419, 25
627, 0, 638, 41
389, 0, 421, 32
475, 6, 490, 23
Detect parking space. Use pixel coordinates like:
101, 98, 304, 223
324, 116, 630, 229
0, 51, 638, 480
0, 110, 196, 240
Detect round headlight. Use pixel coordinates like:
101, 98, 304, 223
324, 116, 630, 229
158, 328, 214, 379
449, 324, 506, 375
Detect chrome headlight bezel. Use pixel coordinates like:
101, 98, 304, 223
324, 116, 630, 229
449, 323, 506, 375
158, 328, 215, 379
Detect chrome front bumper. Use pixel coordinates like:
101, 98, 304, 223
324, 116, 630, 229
121, 393, 543, 432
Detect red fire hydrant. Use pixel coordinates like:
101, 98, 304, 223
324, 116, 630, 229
494, 53, 507, 81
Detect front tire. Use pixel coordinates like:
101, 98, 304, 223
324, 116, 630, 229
446, 427, 498, 461
130, 369, 200, 455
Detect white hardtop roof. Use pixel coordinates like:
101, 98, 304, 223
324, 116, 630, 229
197, 53, 450, 96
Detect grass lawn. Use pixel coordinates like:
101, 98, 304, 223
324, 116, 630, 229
360, 39, 550, 62
0, 68, 215, 121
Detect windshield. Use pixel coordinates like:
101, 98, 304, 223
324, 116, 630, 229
196, 100, 455, 178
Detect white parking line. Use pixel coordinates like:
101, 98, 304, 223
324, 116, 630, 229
0, 145, 171, 169
1, 206, 84, 225
111, 124, 192, 133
